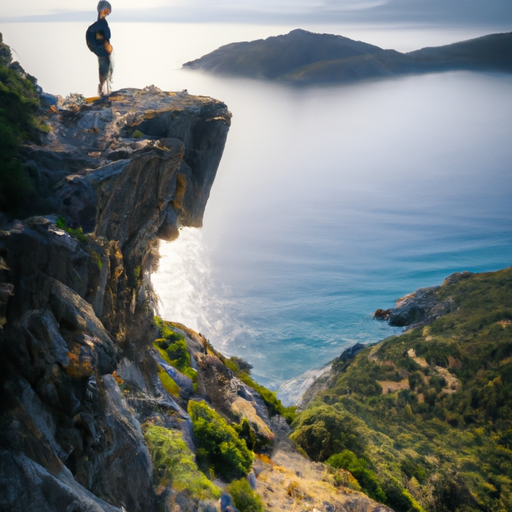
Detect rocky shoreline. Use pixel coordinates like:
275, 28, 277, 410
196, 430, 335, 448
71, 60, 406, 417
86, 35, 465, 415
373, 271, 474, 329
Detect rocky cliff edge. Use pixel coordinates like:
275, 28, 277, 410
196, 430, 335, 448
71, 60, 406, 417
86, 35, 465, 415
0, 86, 231, 512
0, 82, 391, 512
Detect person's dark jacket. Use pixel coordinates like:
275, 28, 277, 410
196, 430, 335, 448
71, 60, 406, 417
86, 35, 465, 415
86, 18, 111, 58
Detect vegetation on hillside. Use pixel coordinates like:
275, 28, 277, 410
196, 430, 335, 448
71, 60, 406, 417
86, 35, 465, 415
143, 424, 222, 501
292, 267, 512, 512
0, 34, 46, 214
226, 355, 297, 424
153, 316, 197, 382
151, 320, 294, 493
156, 364, 180, 397
226, 477, 266, 512
56, 217, 88, 244
326, 450, 387, 503
188, 400, 254, 481
189, 330, 297, 423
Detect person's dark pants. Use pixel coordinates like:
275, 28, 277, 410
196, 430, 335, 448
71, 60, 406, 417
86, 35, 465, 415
98, 56, 112, 83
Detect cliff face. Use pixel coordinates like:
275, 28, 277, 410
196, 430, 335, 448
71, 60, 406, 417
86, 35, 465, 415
0, 86, 231, 512
0, 54, 393, 510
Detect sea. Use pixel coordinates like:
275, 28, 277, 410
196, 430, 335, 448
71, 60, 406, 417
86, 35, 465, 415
3, 21, 512, 399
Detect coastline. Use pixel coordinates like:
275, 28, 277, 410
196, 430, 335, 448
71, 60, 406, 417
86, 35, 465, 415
277, 363, 332, 406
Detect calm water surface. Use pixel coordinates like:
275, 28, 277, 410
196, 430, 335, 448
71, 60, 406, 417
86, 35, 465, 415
4, 22, 512, 390
154, 71, 512, 389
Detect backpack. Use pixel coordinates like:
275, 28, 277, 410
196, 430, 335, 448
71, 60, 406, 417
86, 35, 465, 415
86, 21, 111, 57
86, 23, 99, 55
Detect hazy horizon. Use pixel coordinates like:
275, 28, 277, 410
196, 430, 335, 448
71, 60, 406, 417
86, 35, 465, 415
2, 21, 510, 101
2, 0, 512, 26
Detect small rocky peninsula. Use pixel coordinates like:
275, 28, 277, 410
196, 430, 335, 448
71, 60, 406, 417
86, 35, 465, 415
0, 37, 390, 512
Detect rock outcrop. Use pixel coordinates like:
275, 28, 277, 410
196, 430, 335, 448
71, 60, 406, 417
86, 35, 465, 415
373, 273, 473, 328
0, 86, 231, 512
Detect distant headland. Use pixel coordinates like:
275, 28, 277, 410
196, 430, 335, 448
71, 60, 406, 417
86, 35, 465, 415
183, 28, 512, 84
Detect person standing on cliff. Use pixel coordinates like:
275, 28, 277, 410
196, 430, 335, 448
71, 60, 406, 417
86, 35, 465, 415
86, 1, 114, 97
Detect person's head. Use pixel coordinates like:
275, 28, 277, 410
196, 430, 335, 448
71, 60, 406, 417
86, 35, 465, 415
97, 1, 112, 18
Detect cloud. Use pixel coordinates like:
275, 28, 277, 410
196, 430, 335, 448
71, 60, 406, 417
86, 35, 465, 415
1, 0, 511, 24
0, 0, 169, 19
207, 0, 388, 14
319, 0, 389, 12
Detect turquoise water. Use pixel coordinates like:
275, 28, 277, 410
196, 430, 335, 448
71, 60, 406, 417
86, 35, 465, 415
4, 22, 512, 389
154, 71, 512, 387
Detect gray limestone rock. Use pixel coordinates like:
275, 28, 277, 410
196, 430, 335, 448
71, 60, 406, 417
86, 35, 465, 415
379, 285, 453, 329
375, 272, 471, 330
0, 87, 231, 512
221, 493, 240, 512
0, 450, 122, 512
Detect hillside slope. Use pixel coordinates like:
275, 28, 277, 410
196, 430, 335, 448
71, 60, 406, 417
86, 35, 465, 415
293, 267, 512, 512
184, 28, 404, 79
408, 32, 512, 72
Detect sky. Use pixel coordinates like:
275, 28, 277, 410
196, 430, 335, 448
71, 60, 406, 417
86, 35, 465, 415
1, 0, 512, 26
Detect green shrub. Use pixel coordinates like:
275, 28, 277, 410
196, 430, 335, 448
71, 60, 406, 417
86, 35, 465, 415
143, 424, 222, 500
153, 317, 197, 382
326, 450, 387, 503
383, 481, 425, 512
408, 372, 424, 391
56, 217, 88, 244
0, 63, 41, 136
234, 418, 257, 451
226, 478, 265, 512
154, 336, 190, 369
0, 34, 13, 66
188, 400, 253, 480
227, 356, 253, 374
0, 60, 47, 213
290, 404, 364, 461
0, 120, 34, 212
154, 316, 184, 342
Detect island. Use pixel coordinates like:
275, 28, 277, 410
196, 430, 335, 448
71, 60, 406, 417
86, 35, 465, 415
184, 28, 512, 84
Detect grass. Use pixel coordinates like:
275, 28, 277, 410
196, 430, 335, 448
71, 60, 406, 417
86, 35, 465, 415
157, 364, 180, 397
